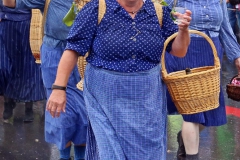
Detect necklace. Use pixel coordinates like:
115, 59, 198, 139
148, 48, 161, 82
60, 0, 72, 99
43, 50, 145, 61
127, 10, 140, 14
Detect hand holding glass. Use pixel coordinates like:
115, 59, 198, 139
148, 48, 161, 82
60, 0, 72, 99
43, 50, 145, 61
172, 7, 187, 25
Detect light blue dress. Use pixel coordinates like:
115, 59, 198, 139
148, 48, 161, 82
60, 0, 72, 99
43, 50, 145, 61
13, 0, 87, 149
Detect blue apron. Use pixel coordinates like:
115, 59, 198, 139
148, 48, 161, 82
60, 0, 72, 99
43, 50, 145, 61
84, 64, 168, 160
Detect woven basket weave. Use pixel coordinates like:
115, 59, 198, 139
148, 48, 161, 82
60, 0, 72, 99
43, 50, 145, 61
76, 0, 103, 91
30, 9, 43, 63
29, 0, 50, 63
226, 75, 240, 101
161, 30, 221, 114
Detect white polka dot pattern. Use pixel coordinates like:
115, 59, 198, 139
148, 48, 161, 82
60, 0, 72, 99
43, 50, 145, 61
66, 0, 178, 72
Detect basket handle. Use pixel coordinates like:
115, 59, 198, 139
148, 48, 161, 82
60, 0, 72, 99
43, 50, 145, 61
229, 75, 240, 83
161, 30, 220, 78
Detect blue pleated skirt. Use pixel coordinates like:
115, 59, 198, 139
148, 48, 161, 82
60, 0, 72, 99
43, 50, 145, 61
165, 36, 227, 126
84, 64, 167, 160
0, 19, 46, 101
41, 43, 87, 150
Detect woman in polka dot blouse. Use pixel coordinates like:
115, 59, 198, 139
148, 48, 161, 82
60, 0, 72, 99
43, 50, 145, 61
47, 0, 191, 159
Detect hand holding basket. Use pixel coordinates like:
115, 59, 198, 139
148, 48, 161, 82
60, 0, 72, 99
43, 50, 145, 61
161, 30, 221, 114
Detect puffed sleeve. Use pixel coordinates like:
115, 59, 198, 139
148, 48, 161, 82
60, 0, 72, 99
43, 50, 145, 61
219, 0, 240, 62
65, 0, 99, 56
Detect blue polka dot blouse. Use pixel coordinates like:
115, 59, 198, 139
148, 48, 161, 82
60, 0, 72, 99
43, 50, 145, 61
65, 0, 178, 72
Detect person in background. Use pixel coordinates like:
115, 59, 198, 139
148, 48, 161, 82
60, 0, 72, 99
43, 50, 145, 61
165, 0, 240, 160
226, 0, 240, 40
2, 0, 87, 160
44, 0, 191, 159
0, 2, 46, 123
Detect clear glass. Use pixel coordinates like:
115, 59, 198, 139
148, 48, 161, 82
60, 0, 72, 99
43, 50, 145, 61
172, 7, 187, 25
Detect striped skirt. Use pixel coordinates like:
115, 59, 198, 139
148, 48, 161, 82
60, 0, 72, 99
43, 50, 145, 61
0, 19, 46, 101
165, 36, 227, 126
84, 64, 168, 160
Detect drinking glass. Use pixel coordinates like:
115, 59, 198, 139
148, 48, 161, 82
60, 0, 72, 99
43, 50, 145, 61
172, 7, 187, 25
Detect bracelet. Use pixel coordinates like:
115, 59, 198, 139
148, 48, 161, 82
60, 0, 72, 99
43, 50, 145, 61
51, 84, 67, 91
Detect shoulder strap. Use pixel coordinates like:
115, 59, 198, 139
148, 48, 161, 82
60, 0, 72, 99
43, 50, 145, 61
173, 0, 177, 8
98, 0, 161, 26
153, 2, 163, 27
41, 0, 51, 38
98, 0, 106, 24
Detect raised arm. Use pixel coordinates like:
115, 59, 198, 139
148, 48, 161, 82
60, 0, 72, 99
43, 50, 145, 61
170, 10, 192, 57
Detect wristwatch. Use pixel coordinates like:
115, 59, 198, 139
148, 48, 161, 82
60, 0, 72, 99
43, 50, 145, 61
51, 84, 67, 91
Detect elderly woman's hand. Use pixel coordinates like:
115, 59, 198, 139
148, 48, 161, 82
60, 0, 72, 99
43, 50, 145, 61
177, 10, 192, 31
235, 57, 240, 75
46, 90, 66, 118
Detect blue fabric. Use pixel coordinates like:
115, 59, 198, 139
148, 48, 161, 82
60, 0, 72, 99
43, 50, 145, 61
0, 17, 46, 101
41, 43, 87, 150
59, 145, 71, 159
165, 37, 227, 126
13, 0, 87, 150
15, 0, 73, 48
165, 0, 240, 62
65, 0, 178, 72
227, 3, 240, 33
84, 64, 167, 160
0, 0, 31, 21
74, 145, 86, 160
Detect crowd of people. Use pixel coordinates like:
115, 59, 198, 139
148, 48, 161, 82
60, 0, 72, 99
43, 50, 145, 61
1, 0, 240, 160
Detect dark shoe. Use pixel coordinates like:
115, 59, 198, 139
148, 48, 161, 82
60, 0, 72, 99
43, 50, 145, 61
3, 98, 16, 120
59, 158, 72, 160
177, 131, 186, 159
186, 153, 199, 160
23, 102, 34, 122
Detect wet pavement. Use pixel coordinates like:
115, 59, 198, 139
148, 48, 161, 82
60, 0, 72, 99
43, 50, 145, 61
0, 54, 240, 160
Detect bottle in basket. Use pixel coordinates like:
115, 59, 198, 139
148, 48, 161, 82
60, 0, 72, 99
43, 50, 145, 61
185, 68, 191, 75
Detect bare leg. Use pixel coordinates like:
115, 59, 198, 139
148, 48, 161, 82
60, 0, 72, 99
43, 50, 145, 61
182, 121, 199, 155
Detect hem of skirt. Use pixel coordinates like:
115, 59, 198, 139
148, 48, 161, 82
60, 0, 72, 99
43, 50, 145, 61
45, 122, 87, 150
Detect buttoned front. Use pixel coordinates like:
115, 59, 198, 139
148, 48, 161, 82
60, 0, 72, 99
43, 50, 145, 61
66, 0, 178, 72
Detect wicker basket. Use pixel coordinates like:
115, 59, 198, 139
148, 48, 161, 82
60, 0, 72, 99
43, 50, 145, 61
161, 30, 221, 114
77, 53, 89, 91
75, 0, 91, 10
226, 75, 240, 101
75, 0, 91, 91
30, 9, 43, 63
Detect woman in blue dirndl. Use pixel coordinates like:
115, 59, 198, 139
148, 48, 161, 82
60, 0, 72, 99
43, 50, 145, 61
45, 0, 192, 159
165, 0, 240, 159
1, 0, 88, 159
0, 5, 46, 122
